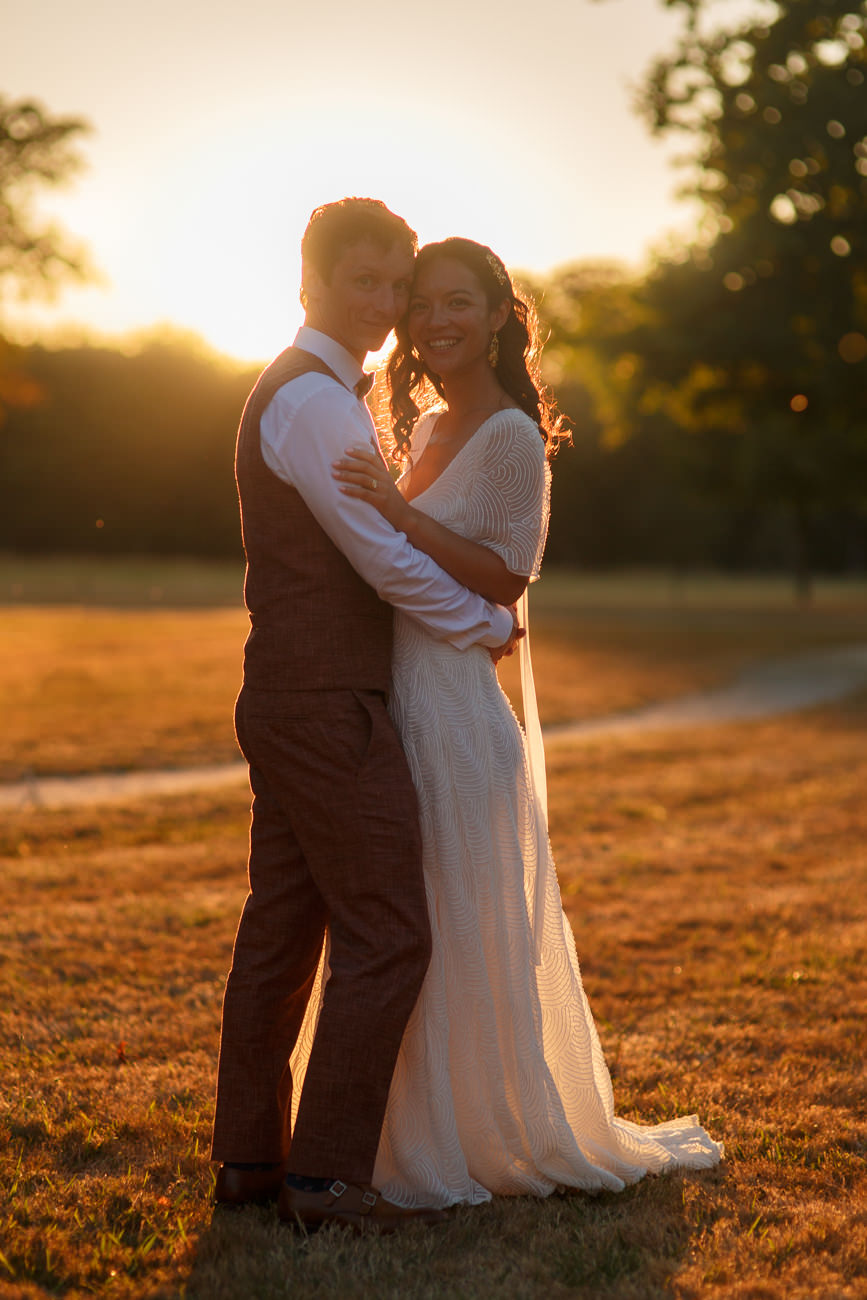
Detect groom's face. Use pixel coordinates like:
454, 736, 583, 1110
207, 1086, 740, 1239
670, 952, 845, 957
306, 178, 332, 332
304, 238, 414, 362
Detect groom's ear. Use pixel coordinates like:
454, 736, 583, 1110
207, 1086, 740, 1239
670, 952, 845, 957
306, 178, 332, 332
301, 261, 326, 311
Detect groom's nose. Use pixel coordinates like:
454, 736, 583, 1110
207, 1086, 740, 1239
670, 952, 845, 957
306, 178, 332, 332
373, 283, 407, 321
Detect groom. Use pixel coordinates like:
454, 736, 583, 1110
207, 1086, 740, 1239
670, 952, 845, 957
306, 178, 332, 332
211, 198, 515, 1231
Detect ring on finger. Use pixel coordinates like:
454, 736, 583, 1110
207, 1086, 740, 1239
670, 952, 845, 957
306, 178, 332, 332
369, 477, 378, 490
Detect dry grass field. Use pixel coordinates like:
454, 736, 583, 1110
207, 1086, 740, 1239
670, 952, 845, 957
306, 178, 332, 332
1, 559, 866, 1298
3, 554, 867, 780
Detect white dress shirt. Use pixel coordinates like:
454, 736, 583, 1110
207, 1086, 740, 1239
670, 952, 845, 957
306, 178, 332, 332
259, 326, 512, 649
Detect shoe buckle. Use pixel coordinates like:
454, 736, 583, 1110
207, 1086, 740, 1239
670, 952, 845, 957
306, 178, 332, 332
329, 1180, 347, 1199
362, 1191, 378, 1208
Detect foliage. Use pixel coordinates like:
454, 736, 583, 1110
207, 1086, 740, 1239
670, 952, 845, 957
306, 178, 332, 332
0, 93, 91, 304
0, 323, 727, 570
530, 264, 733, 570
643, 0, 867, 517
0, 336, 257, 558
540, 0, 867, 586
2, 315, 863, 574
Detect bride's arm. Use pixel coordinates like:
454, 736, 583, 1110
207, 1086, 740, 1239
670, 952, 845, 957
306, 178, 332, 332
332, 446, 528, 606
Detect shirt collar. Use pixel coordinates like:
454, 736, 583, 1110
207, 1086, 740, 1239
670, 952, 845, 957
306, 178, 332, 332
294, 326, 365, 393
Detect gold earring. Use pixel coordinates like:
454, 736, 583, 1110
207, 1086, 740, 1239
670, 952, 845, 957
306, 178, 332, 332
488, 333, 499, 367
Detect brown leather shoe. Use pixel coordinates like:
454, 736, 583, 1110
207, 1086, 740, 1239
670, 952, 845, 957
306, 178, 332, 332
278, 1179, 448, 1233
214, 1164, 285, 1207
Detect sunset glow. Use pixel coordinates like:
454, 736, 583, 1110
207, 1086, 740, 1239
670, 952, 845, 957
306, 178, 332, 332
4, 0, 696, 362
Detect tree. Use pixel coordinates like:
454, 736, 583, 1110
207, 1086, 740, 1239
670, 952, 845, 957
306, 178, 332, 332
0, 336, 256, 557
642, 0, 867, 589
0, 94, 92, 426
0, 93, 91, 302
561, 0, 867, 588
530, 262, 735, 570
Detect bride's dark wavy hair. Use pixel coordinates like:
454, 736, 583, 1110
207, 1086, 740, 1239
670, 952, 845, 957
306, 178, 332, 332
385, 238, 567, 464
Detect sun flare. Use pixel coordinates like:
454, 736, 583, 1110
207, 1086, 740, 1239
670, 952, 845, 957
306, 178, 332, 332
3, 0, 691, 362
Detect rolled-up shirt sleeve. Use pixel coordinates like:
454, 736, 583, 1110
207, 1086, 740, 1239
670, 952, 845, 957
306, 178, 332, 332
260, 379, 513, 650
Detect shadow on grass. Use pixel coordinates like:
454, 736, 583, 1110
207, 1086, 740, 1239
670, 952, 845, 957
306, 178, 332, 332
181, 1170, 726, 1300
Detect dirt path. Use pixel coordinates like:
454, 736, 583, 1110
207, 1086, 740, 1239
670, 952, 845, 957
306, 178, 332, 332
3, 644, 866, 812
544, 642, 867, 745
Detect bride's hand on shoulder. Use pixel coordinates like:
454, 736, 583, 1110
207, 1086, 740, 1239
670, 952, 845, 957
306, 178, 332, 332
332, 446, 410, 531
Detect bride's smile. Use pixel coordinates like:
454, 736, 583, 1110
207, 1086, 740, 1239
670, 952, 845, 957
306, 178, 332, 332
426, 337, 462, 351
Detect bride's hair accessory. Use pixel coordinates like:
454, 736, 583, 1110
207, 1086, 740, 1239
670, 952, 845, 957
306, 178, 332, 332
486, 252, 509, 286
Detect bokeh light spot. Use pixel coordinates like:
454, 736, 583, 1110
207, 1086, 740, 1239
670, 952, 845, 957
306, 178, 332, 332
790, 394, 808, 412
614, 356, 637, 381
770, 194, 798, 224
838, 332, 867, 364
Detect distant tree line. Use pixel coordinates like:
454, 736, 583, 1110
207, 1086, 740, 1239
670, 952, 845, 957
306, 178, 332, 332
1, 337, 256, 558
1, 319, 863, 578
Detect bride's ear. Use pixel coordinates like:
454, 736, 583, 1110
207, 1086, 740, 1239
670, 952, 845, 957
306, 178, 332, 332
490, 299, 511, 333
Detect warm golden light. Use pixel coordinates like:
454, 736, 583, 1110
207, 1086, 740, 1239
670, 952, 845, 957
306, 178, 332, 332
3, 0, 691, 362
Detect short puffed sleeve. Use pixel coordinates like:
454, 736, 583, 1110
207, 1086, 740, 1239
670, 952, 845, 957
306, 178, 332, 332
468, 412, 551, 578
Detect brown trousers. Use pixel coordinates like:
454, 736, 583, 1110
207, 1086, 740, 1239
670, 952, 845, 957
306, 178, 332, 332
211, 686, 429, 1183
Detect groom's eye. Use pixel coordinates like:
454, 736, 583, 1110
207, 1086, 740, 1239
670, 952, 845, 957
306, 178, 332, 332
356, 275, 376, 289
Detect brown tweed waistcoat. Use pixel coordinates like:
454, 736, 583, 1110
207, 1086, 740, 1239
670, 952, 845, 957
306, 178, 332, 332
235, 346, 394, 691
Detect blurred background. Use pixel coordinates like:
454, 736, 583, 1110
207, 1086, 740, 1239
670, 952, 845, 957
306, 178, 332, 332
1, 0, 865, 599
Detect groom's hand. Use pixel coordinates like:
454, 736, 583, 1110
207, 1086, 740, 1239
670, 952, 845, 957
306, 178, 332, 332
488, 605, 524, 664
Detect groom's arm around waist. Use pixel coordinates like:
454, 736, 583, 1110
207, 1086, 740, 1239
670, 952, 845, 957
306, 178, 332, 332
260, 377, 512, 650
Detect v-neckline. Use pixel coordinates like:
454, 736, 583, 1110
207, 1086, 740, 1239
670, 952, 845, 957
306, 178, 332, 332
401, 410, 504, 504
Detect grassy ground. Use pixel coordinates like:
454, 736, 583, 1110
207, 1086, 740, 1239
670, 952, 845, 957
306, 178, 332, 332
0, 555, 246, 608
3, 556, 867, 780
1, 697, 865, 1298
1, 559, 866, 1296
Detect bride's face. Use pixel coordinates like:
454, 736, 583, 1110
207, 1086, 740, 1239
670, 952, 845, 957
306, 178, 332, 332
407, 257, 506, 378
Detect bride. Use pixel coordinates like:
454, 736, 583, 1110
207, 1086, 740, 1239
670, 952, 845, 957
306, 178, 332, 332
319, 236, 722, 1207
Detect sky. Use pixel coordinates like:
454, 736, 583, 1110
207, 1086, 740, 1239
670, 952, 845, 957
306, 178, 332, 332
3, 0, 702, 363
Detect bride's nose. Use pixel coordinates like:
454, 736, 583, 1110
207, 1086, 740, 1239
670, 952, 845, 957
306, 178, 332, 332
427, 300, 449, 328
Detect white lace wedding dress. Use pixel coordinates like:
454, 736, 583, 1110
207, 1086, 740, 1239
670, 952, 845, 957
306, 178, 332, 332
292, 409, 722, 1207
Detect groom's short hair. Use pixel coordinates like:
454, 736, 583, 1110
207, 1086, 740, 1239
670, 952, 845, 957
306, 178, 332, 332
300, 198, 417, 305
